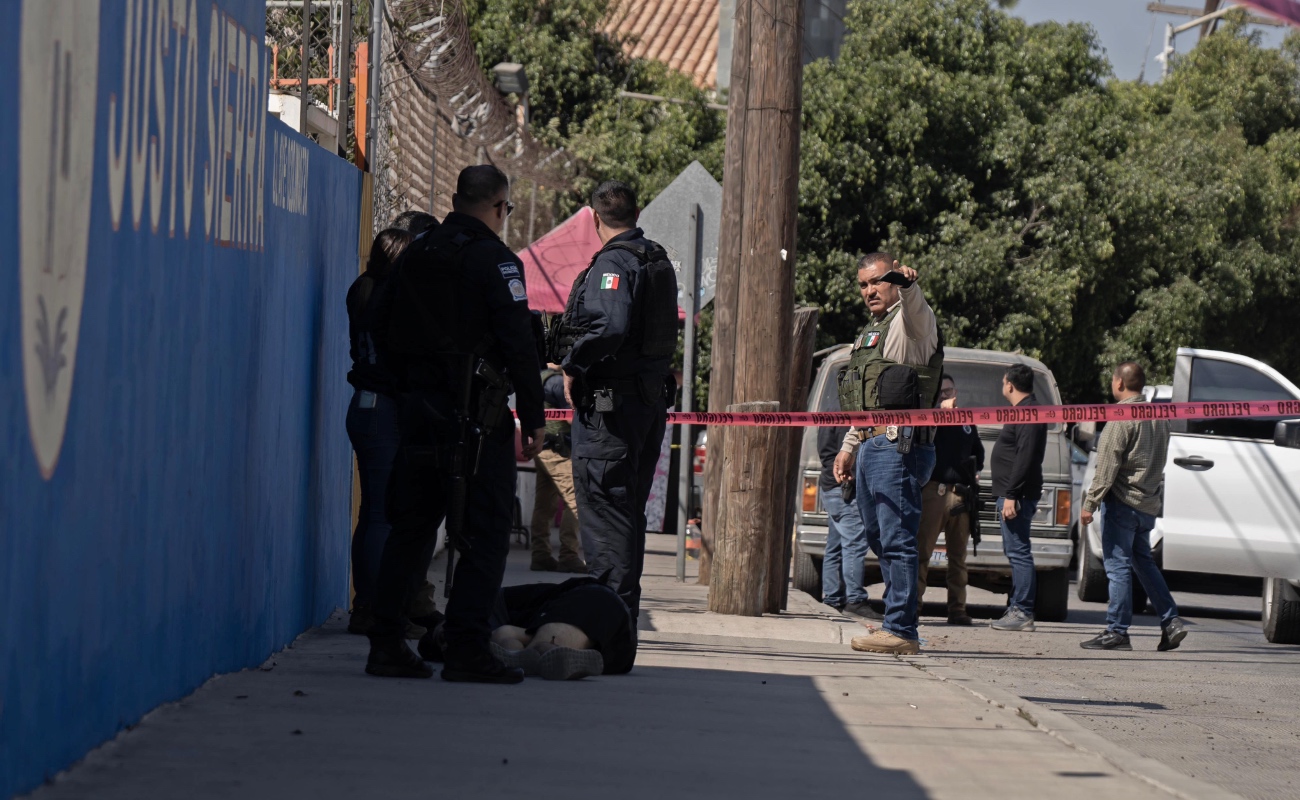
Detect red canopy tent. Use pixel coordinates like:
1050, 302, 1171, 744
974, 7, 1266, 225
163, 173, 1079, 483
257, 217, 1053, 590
516, 206, 686, 319
517, 206, 602, 314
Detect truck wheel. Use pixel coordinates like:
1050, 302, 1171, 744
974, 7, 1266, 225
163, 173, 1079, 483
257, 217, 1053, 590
1263, 578, 1300, 644
1076, 531, 1108, 602
1036, 568, 1070, 622
792, 534, 823, 601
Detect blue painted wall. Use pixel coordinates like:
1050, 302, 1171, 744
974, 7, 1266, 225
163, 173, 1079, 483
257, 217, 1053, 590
0, 1, 360, 795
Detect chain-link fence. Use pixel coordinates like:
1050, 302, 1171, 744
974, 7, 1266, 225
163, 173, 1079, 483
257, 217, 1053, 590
266, 1, 570, 244
266, 0, 367, 157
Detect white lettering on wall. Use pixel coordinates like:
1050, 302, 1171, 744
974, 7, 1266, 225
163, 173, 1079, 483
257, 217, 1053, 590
108, 0, 263, 248
271, 131, 310, 216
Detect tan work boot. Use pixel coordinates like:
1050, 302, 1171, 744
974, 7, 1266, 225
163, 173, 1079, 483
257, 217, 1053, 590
556, 556, 588, 574
531, 552, 559, 571
851, 629, 920, 655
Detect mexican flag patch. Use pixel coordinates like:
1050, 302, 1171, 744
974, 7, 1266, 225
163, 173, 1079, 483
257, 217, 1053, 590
600, 273, 620, 290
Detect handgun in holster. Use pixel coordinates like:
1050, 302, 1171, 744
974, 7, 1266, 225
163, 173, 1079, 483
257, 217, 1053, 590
954, 456, 984, 555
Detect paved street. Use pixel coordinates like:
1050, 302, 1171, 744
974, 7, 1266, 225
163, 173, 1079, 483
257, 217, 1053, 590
23, 538, 1236, 800
908, 577, 1300, 800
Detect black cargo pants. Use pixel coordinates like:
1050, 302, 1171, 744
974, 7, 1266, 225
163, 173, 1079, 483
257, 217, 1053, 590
571, 392, 667, 622
373, 400, 516, 662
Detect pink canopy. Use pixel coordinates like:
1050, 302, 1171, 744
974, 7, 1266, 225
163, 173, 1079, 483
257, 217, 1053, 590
518, 206, 602, 313
517, 206, 687, 319
1239, 0, 1300, 25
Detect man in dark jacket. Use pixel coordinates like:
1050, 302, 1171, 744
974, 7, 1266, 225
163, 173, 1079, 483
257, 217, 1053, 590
367, 165, 546, 683
559, 181, 676, 643
817, 387, 879, 621
989, 364, 1047, 632
917, 375, 985, 625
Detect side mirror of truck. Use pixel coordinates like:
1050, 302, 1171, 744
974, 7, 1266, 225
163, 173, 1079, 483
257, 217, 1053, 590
1274, 420, 1300, 450
1071, 421, 1097, 451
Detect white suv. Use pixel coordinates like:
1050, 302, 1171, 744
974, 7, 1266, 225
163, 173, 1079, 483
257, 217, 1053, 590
1075, 348, 1300, 644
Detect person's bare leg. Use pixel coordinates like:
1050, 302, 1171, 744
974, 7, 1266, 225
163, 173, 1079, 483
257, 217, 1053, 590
489, 625, 542, 675
526, 622, 592, 653
527, 623, 603, 680
491, 625, 532, 651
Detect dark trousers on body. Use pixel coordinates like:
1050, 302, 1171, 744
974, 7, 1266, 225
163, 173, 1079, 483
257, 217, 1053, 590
373, 405, 516, 661
346, 389, 400, 609
571, 393, 666, 622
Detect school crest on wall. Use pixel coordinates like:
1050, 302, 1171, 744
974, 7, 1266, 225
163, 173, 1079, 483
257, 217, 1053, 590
20, 0, 101, 478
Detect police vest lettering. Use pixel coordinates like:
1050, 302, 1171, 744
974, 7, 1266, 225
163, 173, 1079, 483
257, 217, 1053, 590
838, 305, 945, 413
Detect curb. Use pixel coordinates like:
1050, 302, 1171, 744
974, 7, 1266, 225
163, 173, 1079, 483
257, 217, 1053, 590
908, 657, 1248, 800
778, 588, 1244, 800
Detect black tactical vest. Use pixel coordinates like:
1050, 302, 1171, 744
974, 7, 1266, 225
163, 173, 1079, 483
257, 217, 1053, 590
381, 223, 494, 392
548, 240, 679, 363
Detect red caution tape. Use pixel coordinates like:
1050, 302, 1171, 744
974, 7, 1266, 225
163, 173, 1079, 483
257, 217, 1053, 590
540, 398, 1300, 427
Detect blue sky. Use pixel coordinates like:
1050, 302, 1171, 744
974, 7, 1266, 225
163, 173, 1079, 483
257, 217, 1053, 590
1011, 0, 1294, 81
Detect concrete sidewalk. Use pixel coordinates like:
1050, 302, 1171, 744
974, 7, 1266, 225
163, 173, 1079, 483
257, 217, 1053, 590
26, 536, 1240, 800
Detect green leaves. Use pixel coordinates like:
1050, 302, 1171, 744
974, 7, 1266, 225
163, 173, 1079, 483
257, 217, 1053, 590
796, 0, 1300, 400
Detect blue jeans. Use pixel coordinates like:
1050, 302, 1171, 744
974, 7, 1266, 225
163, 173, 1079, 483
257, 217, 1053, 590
822, 485, 869, 607
854, 435, 936, 640
997, 496, 1040, 614
1102, 497, 1179, 634
346, 389, 401, 609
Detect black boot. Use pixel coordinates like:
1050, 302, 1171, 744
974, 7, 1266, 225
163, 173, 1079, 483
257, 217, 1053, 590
442, 650, 525, 684
417, 622, 447, 663
366, 636, 433, 679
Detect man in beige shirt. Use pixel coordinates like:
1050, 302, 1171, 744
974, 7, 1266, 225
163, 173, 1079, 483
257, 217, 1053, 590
1079, 361, 1187, 652
832, 254, 942, 654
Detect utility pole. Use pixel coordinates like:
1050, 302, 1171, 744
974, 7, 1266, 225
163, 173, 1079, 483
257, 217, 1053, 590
705, 0, 804, 613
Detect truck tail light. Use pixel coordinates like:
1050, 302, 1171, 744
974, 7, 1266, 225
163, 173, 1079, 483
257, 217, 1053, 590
1055, 488, 1072, 527
802, 476, 820, 513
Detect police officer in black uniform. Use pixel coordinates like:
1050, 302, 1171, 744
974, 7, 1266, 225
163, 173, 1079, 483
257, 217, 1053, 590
555, 181, 677, 653
366, 165, 546, 683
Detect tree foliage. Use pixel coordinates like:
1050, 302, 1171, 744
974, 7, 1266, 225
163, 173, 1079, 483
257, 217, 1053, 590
465, 0, 725, 216
465, 0, 1300, 401
799, 0, 1300, 400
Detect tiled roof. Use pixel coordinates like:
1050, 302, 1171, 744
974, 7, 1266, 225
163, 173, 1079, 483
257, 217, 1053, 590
606, 0, 719, 89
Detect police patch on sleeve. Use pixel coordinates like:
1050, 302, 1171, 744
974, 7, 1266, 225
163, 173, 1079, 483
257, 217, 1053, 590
599, 273, 620, 290
498, 263, 521, 278
507, 278, 528, 302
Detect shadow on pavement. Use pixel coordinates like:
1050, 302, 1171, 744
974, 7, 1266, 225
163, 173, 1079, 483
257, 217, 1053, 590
27, 627, 931, 800
1020, 696, 1167, 711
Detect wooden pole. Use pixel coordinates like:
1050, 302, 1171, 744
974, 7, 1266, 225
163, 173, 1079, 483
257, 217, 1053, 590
709, 401, 781, 615
702, 0, 800, 587
768, 307, 820, 612
704, 0, 804, 600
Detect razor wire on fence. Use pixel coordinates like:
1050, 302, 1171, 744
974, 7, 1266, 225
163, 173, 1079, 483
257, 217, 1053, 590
267, 1, 571, 240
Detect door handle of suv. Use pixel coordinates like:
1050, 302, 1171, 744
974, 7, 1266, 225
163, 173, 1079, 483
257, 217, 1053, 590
1173, 456, 1215, 471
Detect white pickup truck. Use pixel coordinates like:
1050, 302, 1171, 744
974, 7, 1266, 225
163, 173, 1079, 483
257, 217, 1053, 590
1074, 348, 1300, 644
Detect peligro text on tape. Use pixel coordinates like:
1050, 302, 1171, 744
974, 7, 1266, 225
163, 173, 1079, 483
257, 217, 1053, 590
535, 399, 1300, 427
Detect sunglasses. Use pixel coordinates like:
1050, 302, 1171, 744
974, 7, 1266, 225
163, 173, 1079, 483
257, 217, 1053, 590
494, 200, 516, 217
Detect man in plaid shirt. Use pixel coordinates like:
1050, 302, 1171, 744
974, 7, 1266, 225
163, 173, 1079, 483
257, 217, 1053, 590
1079, 362, 1188, 652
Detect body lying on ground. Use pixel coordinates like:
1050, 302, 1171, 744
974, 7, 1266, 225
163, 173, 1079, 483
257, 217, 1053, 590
418, 576, 636, 680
